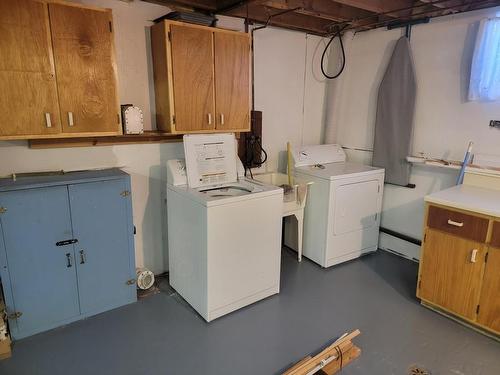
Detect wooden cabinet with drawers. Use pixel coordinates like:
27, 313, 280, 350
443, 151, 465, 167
151, 20, 251, 134
417, 205, 500, 336
0, 0, 120, 140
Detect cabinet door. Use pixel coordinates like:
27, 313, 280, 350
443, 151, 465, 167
0, 187, 80, 339
418, 229, 485, 320
48, 3, 120, 135
214, 32, 250, 131
170, 24, 215, 132
0, 0, 61, 138
68, 179, 135, 315
478, 247, 500, 333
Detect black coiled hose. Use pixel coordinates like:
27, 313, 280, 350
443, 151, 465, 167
321, 27, 346, 80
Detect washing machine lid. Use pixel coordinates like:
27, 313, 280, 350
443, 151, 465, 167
168, 178, 283, 207
294, 144, 346, 167
296, 162, 384, 181
198, 182, 259, 198
183, 133, 238, 189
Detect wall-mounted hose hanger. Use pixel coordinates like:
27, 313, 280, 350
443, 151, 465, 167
387, 17, 430, 42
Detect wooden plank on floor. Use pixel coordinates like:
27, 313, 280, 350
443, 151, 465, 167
283, 330, 361, 375
320, 345, 361, 374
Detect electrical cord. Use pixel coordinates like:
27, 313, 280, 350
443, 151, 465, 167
321, 26, 347, 79
243, 134, 267, 178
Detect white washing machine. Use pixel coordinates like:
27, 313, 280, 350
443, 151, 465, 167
284, 144, 385, 268
166, 133, 283, 322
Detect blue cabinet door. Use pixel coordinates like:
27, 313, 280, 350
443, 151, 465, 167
0, 187, 80, 339
68, 179, 136, 315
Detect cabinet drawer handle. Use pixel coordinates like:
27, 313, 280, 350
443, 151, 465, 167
66, 253, 73, 268
447, 219, 464, 227
470, 249, 478, 263
207, 113, 212, 125
79, 250, 86, 264
220, 113, 225, 125
68, 112, 74, 127
45, 113, 52, 128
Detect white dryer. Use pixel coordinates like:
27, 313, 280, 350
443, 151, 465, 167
166, 134, 283, 322
284, 144, 384, 268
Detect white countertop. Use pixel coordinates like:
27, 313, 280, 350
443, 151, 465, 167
425, 184, 500, 218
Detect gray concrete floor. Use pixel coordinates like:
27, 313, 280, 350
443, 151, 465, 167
1, 249, 499, 375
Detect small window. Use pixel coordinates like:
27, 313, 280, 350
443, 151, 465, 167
469, 18, 500, 102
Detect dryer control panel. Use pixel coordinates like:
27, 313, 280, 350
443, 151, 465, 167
294, 144, 346, 167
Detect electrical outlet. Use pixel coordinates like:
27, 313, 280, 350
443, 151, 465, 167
490, 120, 500, 129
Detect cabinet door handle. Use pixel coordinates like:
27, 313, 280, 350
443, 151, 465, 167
447, 219, 464, 227
207, 113, 212, 125
66, 253, 73, 268
220, 113, 225, 125
68, 112, 74, 127
79, 250, 86, 264
470, 249, 478, 263
45, 113, 52, 128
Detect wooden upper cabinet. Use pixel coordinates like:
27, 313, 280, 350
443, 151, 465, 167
214, 32, 250, 132
48, 3, 120, 135
170, 25, 215, 132
418, 229, 485, 320
152, 21, 251, 134
0, 0, 62, 139
478, 246, 500, 334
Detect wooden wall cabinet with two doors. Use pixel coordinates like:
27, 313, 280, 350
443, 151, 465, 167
151, 20, 251, 134
0, 0, 120, 140
417, 204, 500, 337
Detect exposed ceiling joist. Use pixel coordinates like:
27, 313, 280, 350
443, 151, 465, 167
141, 0, 500, 36
261, 0, 376, 22
330, 0, 414, 14
226, 3, 333, 35
143, 0, 217, 11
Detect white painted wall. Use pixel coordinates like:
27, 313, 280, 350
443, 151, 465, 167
254, 29, 329, 171
0, 0, 329, 273
326, 7, 500, 260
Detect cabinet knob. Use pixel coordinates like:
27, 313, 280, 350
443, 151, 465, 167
207, 113, 212, 125
45, 113, 52, 128
220, 113, 225, 125
68, 112, 74, 127
470, 249, 478, 263
66, 253, 73, 268
79, 250, 86, 264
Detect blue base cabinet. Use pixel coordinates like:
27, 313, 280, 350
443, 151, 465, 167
0, 169, 137, 340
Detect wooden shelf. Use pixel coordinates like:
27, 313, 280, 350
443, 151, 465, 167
29, 131, 183, 149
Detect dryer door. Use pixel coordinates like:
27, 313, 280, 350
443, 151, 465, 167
333, 179, 380, 235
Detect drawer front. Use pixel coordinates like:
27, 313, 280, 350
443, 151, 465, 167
427, 205, 489, 242
491, 222, 500, 248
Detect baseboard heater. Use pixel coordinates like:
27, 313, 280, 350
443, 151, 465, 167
379, 227, 422, 246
